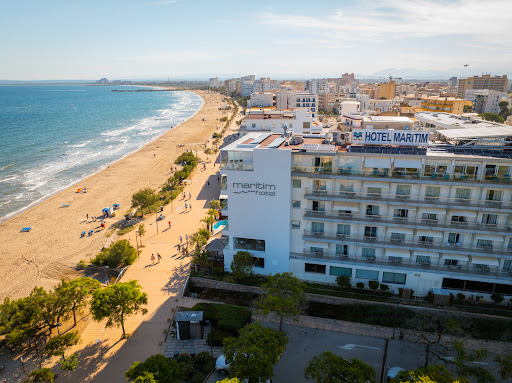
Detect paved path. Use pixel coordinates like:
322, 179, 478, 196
51, 108, 243, 383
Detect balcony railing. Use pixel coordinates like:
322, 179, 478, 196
291, 251, 509, 278
291, 166, 512, 185
302, 231, 512, 256
303, 189, 512, 210
220, 161, 254, 171
303, 210, 512, 234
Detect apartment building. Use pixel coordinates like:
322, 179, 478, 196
240, 108, 323, 136
369, 99, 395, 113
457, 75, 508, 99
362, 116, 414, 130
318, 93, 350, 111
464, 90, 503, 114
378, 80, 396, 99
276, 89, 318, 117
219, 126, 512, 299
247, 92, 276, 108
420, 96, 466, 114
209, 77, 220, 88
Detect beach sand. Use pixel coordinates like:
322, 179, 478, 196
0, 90, 227, 300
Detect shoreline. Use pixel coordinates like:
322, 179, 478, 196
0, 90, 227, 299
0, 88, 203, 225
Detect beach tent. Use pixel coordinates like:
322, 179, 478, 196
102, 207, 113, 218
113, 204, 121, 210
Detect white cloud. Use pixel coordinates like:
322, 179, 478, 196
260, 0, 512, 44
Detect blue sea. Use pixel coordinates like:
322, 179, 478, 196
0, 85, 203, 221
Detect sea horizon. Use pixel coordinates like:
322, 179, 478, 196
0, 85, 203, 222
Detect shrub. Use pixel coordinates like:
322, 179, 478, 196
368, 280, 379, 290
77, 260, 86, 269
356, 282, 365, 289
336, 276, 351, 288
207, 328, 233, 346
90, 239, 137, 268
200, 360, 215, 374
194, 351, 212, 366
380, 284, 389, 291
491, 294, 505, 304
231, 251, 253, 281
191, 372, 206, 383
181, 363, 194, 379
213, 267, 225, 277
177, 352, 193, 366
457, 293, 466, 301
191, 302, 251, 334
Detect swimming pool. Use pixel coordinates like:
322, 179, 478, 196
212, 219, 228, 231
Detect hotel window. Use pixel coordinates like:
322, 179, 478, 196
253, 257, 265, 268
336, 244, 348, 256
292, 179, 301, 188
450, 215, 468, 224
444, 259, 459, 266
396, 185, 411, 199
291, 220, 300, 229
355, 269, 379, 279
305, 263, 326, 274
234, 238, 265, 252
455, 188, 471, 201
447, 233, 461, 245
367, 187, 382, 198
366, 205, 380, 216
310, 246, 324, 254
292, 200, 301, 208
425, 186, 440, 200
477, 239, 493, 248
419, 236, 434, 244
388, 256, 402, 263
311, 222, 324, 234
364, 226, 378, 238
454, 164, 478, 180
362, 248, 376, 259
486, 189, 502, 201
424, 163, 447, 176
391, 233, 405, 243
329, 266, 352, 277
313, 180, 327, 191
312, 201, 325, 212
251, 123, 256, 128
416, 255, 431, 264
340, 184, 354, 193
422, 213, 437, 222
382, 272, 407, 285
337, 224, 350, 236
394, 209, 408, 219
503, 260, 512, 271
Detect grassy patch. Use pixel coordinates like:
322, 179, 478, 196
117, 225, 135, 235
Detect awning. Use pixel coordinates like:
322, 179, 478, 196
364, 182, 390, 189
443, 254, 469, 262
417, 230, 444, 238
388, 227, 413, 235
386, 249, 411, 258
414, 251, 440, 258
475, 235, 505, 242
307, 242, 329, 249
419, 207, 446, 215
333, 204, 359, 211
220, 194, 228, 200
449, 210, 477, 218
365, 157, 391, 168
471, 256, 500, 266
394, 158, 422, 168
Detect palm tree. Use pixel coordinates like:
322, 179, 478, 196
197, 228, 211, 241
138, 223, 146, 247
209, 200, 221, 214
207, 208, 220, 220
190, 232, 207, 253
201, 215, 215, 232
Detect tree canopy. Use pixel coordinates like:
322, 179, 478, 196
478, 113, 505, 124
91, 280, 148, 338
131, 188, 159, 217
230, 251, 253, 281
223, 321, 288, 383
44, 331, 80, 360
91, 239, 137, 268
304, 351, 376, 383
125, 354, 182, 383
256, 272, 307, 331
393, 364, 465, 383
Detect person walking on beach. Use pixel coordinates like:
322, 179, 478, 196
151, 254, 155, 264
189, 203, 192, 210
86, 214, 89, 221
183, 192, 186, 199
185, 203, 188, 210
177, 243, 181, 252
185, 234, 189, 243
168, 220, 171, 228
180, 235, 183, 243
189, 192, 191, 200
157, 253, 162, 262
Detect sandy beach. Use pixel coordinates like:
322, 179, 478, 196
0, 90, 227, 300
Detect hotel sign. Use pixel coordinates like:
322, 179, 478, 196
352, 129, 429, 147
232, 182, 276, 197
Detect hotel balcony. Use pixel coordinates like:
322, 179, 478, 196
220, 160, 254, 171
302, 231, 512, 257
291, 166, 512, 186
303, 189, 512, 211
303, 210, 512, 235
290, 251, 511, 280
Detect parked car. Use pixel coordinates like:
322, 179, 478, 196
386, 366, 405, 382
215, 354, 231, 375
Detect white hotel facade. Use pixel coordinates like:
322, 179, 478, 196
219, 123, 512, 298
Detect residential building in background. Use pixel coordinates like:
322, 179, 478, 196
420, 95, 466, 114
276, 89, 318, 117
209, 77, 220, 88
456, 74, 508, 98
248, 92, 276, 108
464, 90, 504, 114
240, 108, 323, 136
448, 77, 458, 87
378, 79, 396, 99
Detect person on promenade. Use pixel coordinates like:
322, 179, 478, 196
185, 234, 189, 243
185, 203, 188, 210
86, 214, 89, 221
177, 243, 181, 252
151, 254, 155, 264
189, 203, 192, 210
180, 235, 183, 243
183, 192, 186, 199
168, 220, 171, 228
207, 181, 210, 187
157, 253, 162, 262
189, 192, 191, 200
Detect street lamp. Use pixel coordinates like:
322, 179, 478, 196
392, 299, 401, 339
205, 320, 213, 360
104, 266, 110, 285
135, 231, 140, 257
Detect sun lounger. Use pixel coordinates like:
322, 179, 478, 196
81, 231, 86, 238
88, 230, 94, 236
21, 227, 32, 232
61, 204, 70, 207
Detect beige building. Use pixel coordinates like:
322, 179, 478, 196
378, 80, 396, 99
318, 93, 348, 111
457, 75, 508, 98
420, 96, 466, 114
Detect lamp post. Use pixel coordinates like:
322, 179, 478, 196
104, 266, 110, 285
205, 320, 213, 360
156, 214, 159, 234
392, 299, 400, 339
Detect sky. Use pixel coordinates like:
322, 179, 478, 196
1, 0, 511, 80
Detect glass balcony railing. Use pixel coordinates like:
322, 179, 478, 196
221, 161, 254, 171
303, 189, 512, 210
291, 251, 507, 278
302, 231, 512, 256
303, 210, 511, 234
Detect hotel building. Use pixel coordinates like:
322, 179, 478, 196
219, 115, 512, 298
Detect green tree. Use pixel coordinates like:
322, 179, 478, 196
138, 223, 146, 246
44, 331, 80, 360
499, 101, 510, 119
230, 251, 253, 281
463, 104, 472, 113
336, 276, 351, 288
393, 364, 466, 383
304, 351, 376, 383
223, 322, 288, 383
60, 353, 80, 383
125, 354, 183, 383
0, 295, 42, 347
91, 280, 148, 339
478, 113, 505, 124
209, 199, 221, 212
55, 277, 101, 327
190, 232, 208, 253
256, 272, 306, 331
30, 287, 60, 336
132, 188, 159, 217
204, 147, 212, 160
28, 368, 56, 383
201, 214, 216, 232
207, 208, 220, 220
91, 239, 137, 268
495, 354, 512, 380
133, 372, 158, 383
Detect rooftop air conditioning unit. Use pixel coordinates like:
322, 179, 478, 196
344, 133, 351, 142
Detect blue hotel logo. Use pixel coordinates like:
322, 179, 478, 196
353, 132, 363, 139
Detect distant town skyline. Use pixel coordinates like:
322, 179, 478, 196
1, 0, 511, 80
